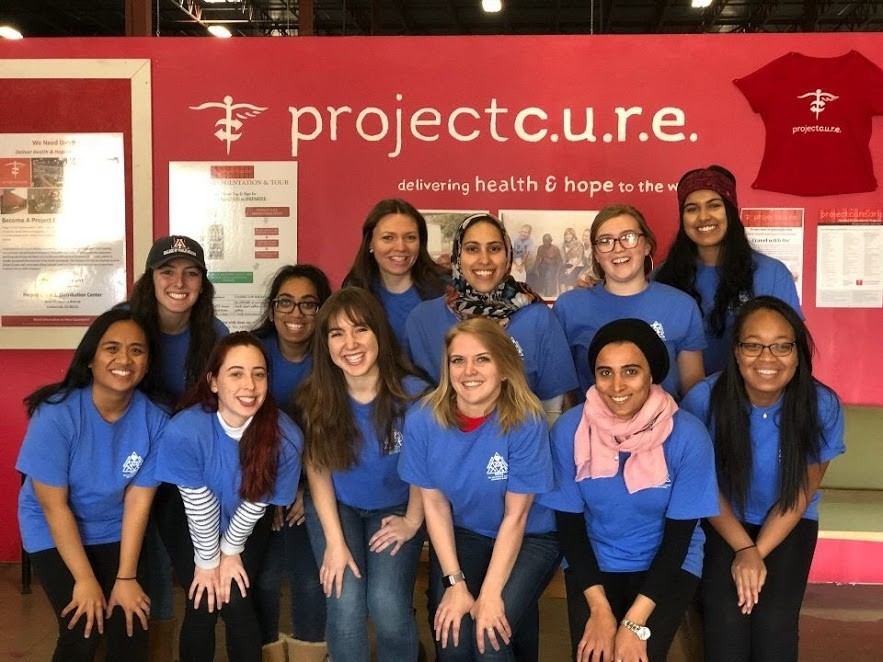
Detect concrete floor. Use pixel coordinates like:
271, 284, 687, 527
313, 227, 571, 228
2, 562, 881, 660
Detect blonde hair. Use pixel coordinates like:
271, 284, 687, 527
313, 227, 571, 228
426, 318, 543, 432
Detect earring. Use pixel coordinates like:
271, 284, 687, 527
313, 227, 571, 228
644, 254, 655, 275
369, 248, 374, 254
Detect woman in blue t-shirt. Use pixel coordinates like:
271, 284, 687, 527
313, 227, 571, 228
680, 296, 845, 662
17, 309, 167, 661
399, 317, 561, 661
154, 332, 303, 662
540, 318, 718, 662
405, 213, 578, 426
654, 166, 802, 375
343, 198, 449, 347
295, 287, 428, 662
251, 264, 332, 660
126, 235, 229, 651
553, 204, 706, 401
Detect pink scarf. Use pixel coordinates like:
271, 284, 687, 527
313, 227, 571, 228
574, 385, 677, 494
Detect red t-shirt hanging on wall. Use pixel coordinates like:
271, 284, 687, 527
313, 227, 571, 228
734, 50, 883, 196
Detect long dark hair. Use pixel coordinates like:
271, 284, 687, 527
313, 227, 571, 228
655, 166, 754, 336
24, 308, 159, 416
343, 198, 448, 300
178, 332, 281, 503
707, 296, 834, 516
128, 265, 219, 393
295, 287, 423, 472
252, 264, 333, 339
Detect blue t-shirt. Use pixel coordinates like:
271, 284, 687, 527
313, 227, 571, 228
332, 376, 428, 510
552, 282, 706, 399
538, 407, 718, 576
158, 317, 230, 398
17, 388, 168, 553
261, 333, 313, 406
404, 297, 578, 399
399, 404, 556, 538
154, 405, 303, 530
681, 375, 845, 525
375, 284, 423, 350
692, 251, 802, 375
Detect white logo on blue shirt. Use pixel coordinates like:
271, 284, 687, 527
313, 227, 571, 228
486, 452, 509, 481
510, 337, 524, 358
121, 452, 144, 478
390, 429, 404, 454
651, 475, 672, 489
651, 321, 666, 340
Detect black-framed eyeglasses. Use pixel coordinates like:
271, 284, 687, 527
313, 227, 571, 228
593, 232, 644, 253
272, 298, 320, 316
737, 342, 796, 358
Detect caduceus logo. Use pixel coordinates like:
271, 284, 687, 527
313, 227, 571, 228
797, 89, 838, 121
5, 160, 25, 176
189, 95, 268, 154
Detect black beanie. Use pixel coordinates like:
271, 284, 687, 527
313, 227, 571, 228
587, 318, 670, 385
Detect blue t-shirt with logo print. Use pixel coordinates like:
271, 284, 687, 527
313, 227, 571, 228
404, 296, 578, 400
552, 281, 706, 400
17, 388, 168, 554
537, 406, 718, 576
681, 374, 844, 525
399, 404, 556, 538
330, 376, 428, 510
155, 405, 303, 531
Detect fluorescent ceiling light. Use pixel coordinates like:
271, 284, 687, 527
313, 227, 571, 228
691, 0, 713, 7
0, 25, 23, 39
482, 0, 502, 13
207, 25, 232, 38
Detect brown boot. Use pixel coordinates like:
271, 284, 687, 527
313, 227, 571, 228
262, 638, 288, 662
284, 635, 329, 662
147, 619, 177, 662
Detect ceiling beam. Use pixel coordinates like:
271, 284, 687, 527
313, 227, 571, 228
651, 0, 672, 33
700, 0, 731, 33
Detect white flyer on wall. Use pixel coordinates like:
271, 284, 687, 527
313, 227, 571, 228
741, 208, 804, 304
816, 208, 883, 308
0, 133, 126, 328
169, 162, 298, 330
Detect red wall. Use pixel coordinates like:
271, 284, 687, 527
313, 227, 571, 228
0, 34, 881, 561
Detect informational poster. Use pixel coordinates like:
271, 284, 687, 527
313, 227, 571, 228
741, 208, 804, 303
0, 133, 126, 327
169, 161, 298, 330
816, 208, 883, 308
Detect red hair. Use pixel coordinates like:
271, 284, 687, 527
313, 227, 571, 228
178, 331, 280, 503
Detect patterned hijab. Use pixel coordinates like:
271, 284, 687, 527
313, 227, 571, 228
445, 213, 544, 326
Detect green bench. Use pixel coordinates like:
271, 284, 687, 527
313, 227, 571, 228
818, 405, 883, 542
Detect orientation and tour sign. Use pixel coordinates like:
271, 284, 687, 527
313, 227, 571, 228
169, 161, 298, 330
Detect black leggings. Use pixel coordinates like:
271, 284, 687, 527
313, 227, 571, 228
154, 483, 273, 662
564, 567, 699, 662
30, 542, 148, 662
701, 518, 818, 662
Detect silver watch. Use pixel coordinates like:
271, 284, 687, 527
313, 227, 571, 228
621, 617, 651, 641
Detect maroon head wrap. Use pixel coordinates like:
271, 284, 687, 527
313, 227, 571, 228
677, 166, 738, 210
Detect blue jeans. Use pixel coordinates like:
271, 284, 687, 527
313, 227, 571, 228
145, 485, 176, 620
305, 495, 424, 662
256, 514, 327, 643
428, 528, 561, 661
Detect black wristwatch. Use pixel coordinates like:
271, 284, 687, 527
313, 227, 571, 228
443, 571, 465, 587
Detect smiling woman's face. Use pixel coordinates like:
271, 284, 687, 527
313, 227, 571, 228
459, 221, 509, 293
593, 341, 652, 420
